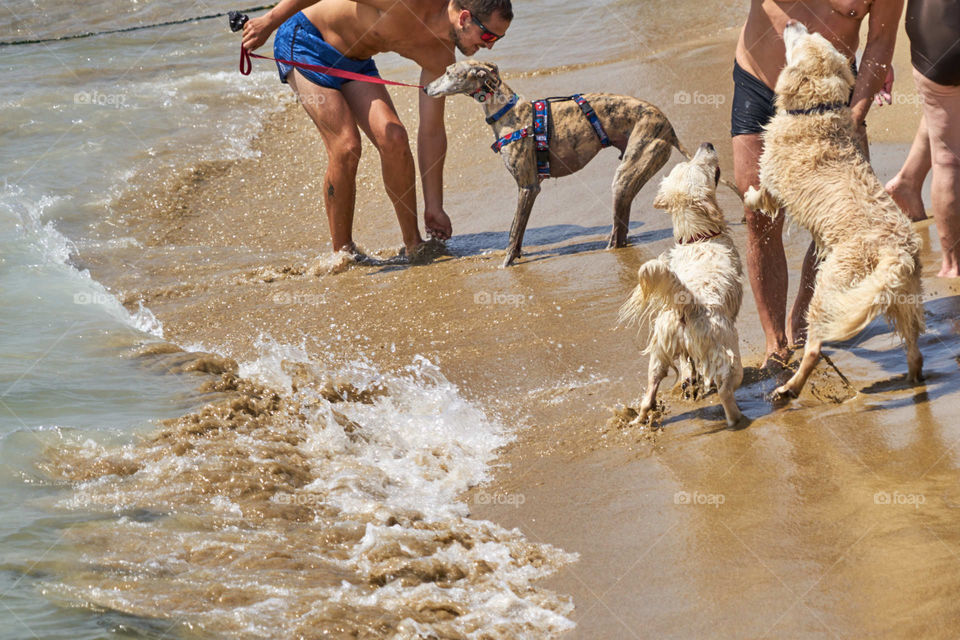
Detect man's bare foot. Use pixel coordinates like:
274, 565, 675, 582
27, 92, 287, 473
885, 175, 928, 222
762, 347, 793, 374
937, 263, 960, 278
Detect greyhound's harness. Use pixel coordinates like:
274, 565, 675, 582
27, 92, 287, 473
490, 94, 612, 179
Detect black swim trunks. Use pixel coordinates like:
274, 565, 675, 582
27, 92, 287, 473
731, 59, 859, 137
731, 60, 777, 136
906, 0, 960, 86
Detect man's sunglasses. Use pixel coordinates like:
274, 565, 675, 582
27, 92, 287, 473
470, 14, 503, 43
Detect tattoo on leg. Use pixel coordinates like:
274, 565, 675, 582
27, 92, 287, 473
327, 184, 335, 198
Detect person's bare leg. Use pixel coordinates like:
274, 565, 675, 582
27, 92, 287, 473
342, 81, 423, 253
886, 115, 931, 222
788, 241, 818, 346
915, 69, 960, 277
733, 133, 789, 365
287, 71, 363, 253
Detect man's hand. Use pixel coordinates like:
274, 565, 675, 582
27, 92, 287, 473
242, 15, 274, 51
874, 67, 895, 106
424, 208, 452, 241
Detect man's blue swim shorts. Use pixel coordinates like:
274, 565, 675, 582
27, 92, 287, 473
273, 12, 380, 90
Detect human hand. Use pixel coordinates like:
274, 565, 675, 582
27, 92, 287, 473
242, 15, 274, 52
424, 208, 452, 241
873, 67, 894, 106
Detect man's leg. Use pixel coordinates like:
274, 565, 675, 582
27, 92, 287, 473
914, 69, 960, 277
287, 70, 362, 252
886, 115, 931, 222
342, 81, 423, 252
733, 133, 789, 363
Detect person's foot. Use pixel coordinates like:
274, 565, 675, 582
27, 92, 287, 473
937, 262, 960, 278
885, 175, 928, 222
762, 347, 793, 374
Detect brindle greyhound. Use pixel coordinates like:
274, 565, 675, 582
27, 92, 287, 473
425, 60, 735, 267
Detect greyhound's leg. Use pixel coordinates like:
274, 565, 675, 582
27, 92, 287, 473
638, 353, 670, 424
772, 337, 822, 401
503, 184, 540, 267
609, 139, 672, 248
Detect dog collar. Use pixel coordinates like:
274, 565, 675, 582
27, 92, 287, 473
485, 93, 519, 125
786, 102, 847, 116
678, 229, 723, 244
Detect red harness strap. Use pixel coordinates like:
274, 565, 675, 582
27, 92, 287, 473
239, 45, 424, 89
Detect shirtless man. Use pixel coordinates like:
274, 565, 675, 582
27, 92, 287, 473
241, 0, 513, 257
731, 0, 904, 366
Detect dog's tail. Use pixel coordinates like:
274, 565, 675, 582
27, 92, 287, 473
816, 248, 920, 342
671, 135, 743, 202
619, 259, 699, 329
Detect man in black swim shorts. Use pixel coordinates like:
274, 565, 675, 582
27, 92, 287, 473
731, 0, 904, 368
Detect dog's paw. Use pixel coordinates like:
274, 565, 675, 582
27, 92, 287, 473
769, 385, 798, 405
743, 186, 762, 210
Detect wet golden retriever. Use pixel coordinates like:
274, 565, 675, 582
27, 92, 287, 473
744, 21, 924, 401
620, 143, 744, 426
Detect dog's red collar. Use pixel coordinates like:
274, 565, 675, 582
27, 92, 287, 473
678, 229, 723, 244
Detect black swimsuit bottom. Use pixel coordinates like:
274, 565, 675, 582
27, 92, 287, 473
906, 0, 960, 86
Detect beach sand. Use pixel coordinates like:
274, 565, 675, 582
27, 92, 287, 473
76, 15, 960, 638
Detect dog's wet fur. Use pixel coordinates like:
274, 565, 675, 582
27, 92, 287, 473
744, 21, 925, 401
620, 143, 745, 427
425, 60, 692, 267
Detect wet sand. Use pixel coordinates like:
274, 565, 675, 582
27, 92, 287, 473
76, 14, 960, 639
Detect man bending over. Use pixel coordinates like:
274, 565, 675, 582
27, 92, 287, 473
242, 0, 513, 258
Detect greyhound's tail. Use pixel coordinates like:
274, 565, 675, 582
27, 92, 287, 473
670, 132, 743, 202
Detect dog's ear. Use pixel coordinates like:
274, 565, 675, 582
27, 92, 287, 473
714, 166, 721, 186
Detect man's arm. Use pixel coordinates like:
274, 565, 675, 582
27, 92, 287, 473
418, 64, 453, 240
850, 0, 905, 126
242, 0, 320, 50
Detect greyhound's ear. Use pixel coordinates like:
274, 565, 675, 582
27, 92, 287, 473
488, 62, 499, 75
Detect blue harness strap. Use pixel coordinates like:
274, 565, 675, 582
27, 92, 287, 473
533, 100, 551, 178
572, 94, 611, 147
489, 94, 612, 180
491, 127, 530, 152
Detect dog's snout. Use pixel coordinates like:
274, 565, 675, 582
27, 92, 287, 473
700, 142, 715, 152
785, 19, 798, 28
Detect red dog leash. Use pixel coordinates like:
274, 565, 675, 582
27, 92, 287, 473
238, 45, 424, 89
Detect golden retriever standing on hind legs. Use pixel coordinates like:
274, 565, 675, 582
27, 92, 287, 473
744, 21, 925, 402
620, 143, 744, 427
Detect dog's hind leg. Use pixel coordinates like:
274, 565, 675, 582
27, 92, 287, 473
503, 184, 540, 267
773, 337, 822, 402
894, 300, 925, 384
638, 353, 669, 424
608, 138, 672, 249
718, 352, 744, 426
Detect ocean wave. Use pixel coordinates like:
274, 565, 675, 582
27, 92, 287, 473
39, 340, 578, 638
